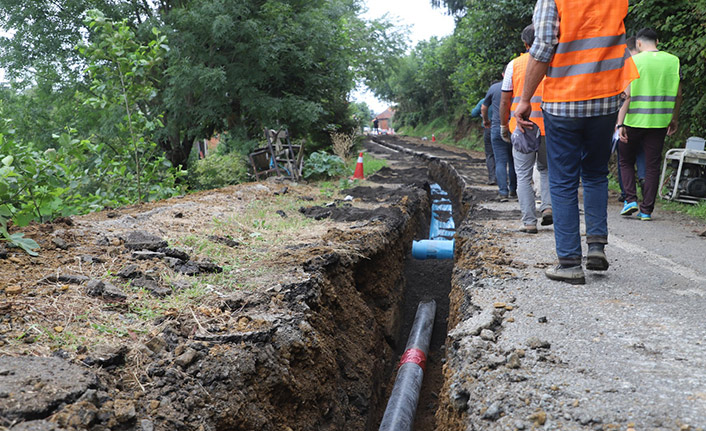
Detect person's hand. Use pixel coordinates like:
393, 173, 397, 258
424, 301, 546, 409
667, 118, 679, 136
618, 125, 628, 143
500, 125, 511, 143
483, 119, 491, 129
514, 100, 533, 133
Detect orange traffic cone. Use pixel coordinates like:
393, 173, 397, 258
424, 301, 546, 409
351, 152, 365, 180
432, 134, 436, 142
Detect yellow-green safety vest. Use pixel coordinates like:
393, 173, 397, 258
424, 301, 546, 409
624, 51, 680, 129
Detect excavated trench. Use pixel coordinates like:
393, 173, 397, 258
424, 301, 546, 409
0, 136, 474, 431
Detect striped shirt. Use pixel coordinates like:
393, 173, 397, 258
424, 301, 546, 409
529, 0, 622, 117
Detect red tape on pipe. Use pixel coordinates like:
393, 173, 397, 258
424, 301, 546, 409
399, 348, 427, 372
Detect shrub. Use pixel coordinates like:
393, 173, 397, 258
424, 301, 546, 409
188, 153, 249, 191
303, 151, 347, 180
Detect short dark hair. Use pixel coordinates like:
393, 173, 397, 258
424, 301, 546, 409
521, 25, 535, 47
636, 28, 658, 43
626, 36, 636, 52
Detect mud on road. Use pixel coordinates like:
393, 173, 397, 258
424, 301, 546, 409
1, 133, 705, 431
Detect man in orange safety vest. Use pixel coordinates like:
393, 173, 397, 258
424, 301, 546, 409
514, 0, 639, 285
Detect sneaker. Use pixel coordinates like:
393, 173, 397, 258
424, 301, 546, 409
620, 201, 638, 216
541, 208, 553, 226
519, 224, 538, 234
637, 211, 652, 221
496, 194, 509, 202
508, 191, 518, 200
545, 265, 586, 285
586, 243, 609, 271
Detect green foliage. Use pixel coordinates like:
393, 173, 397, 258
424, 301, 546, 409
627, 0, 706, 141
188, 153, 250, 191
78, 10, 171, 203
303, 152, 347, 180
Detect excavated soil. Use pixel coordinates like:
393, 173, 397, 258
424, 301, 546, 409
0, 133, 481, 431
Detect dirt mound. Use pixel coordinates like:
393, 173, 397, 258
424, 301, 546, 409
0, 172, 431, 430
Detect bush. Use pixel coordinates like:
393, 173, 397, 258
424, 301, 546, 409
303, 151, 347, 180
188, 153, 249, 191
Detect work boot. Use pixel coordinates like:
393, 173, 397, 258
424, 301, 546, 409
541, 208, 553, 226
545, 264, 585, 285
586, 243, 609, 271
496, 194, 509, 202
508, 191, 518, 200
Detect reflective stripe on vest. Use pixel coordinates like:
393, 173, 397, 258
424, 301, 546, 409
509, 53, 545, 134
543, 0, 639, 103
624, 51, 680, 128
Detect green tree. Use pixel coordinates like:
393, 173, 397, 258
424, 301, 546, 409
627, 0, 706, 139
78, 10, 171, 203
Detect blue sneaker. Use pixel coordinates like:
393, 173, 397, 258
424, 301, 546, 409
620, 201, 638, 216
637, 212, 652, 221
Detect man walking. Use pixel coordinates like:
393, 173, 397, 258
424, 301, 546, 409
617, 27, 682, 221
483, 77, 517, 201
471, 97, 497, 185
514, 0, 639, 284
499, 24, 552, 234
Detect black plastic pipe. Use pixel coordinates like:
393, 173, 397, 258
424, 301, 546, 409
379, 300, 436, 431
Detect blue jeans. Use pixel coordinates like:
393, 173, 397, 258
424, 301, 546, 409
490, 127, 516, 196
543, 111, 617, 266
484, 127, 496, 183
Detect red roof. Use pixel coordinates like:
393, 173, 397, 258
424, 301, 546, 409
375, 108, 395, 120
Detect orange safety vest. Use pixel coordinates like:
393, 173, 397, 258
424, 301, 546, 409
509, 53, 545, 135
543, 0, 639, 103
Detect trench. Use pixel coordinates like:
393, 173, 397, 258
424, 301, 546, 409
365, 138, 470, 431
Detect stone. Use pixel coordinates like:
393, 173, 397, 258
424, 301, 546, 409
144, 337, 167, 354
174, 348, 198, 368
482, 401, 503, 420
141, 419, 155, 431
124, 231, 168, 251
480, 329, 496, 341
83, 345, 127, 367
80, 255, 104, 264
506, 352, 521, 369
117, 265, 142, 279
0, 357, 97, 424
113, 399, 136, 423
514, 420, 527, 430
526, 337, 551, 350
52, 237, 69, 250
488, 354, 506, 368
53, 401, 98, 428
528, 409, 547, 426
84, 279, 127, 302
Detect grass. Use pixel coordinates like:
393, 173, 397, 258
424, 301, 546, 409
659, 199, 706, 220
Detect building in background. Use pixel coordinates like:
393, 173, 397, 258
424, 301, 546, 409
375, 108, 395, 134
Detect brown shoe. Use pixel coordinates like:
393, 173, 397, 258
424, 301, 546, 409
541, 208, 553, 226
519, 224, 538, 234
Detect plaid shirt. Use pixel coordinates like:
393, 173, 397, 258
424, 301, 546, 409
529, 0, 622, 117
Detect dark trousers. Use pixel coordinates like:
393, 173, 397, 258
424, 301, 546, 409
484, 127, 496, 183
619, 126, 667, 215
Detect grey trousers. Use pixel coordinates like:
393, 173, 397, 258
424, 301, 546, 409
512, 138, 551, 225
